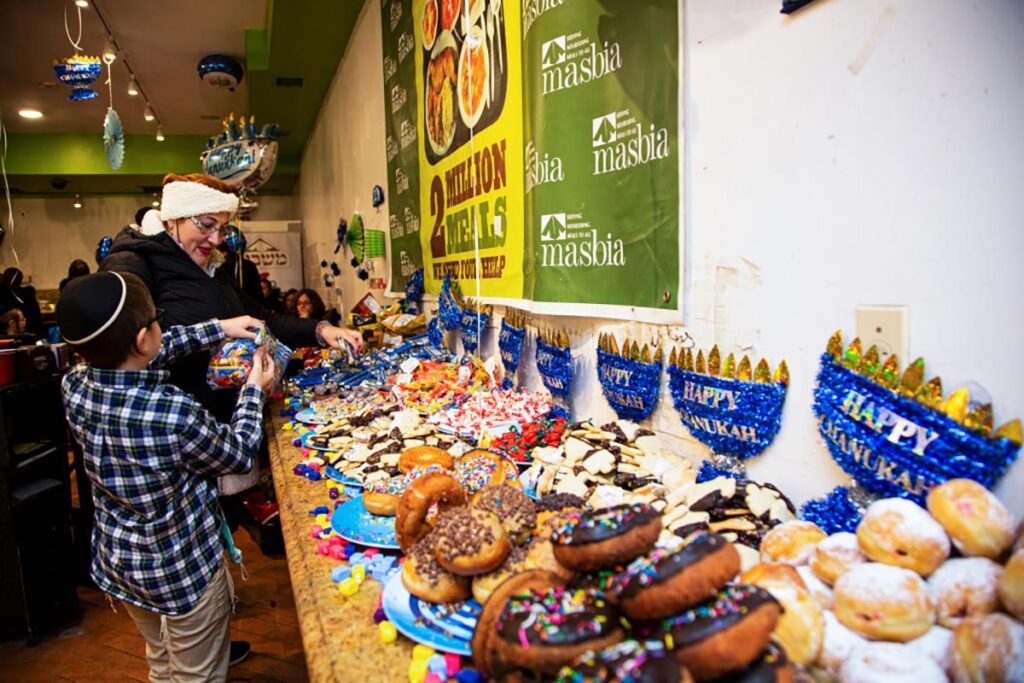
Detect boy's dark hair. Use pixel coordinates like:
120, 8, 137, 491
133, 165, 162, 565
58, 272, 156, 369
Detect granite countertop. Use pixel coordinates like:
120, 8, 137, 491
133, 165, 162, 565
266, 412, 415, 682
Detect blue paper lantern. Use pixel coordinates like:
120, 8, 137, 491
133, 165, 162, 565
95, 236, 113, 265
222, 225, 246, 254
197, 54, 244, 90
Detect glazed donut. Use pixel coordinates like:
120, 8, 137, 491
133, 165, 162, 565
473, 546, 529, 604
998, 548, 1024, 620
926, 478, 1015, 559
363, 464, 447, 516
811, 532, 868, 585
710, 641, 794, 683
474, 484, 538, 545
638, 584, 781, 680
833, 562, 936, 642
457, 450, 521, 500
433, 506, 511, 576
950, 613, 1024, 683
492, 587, 625, 676
927, 557, 1002, 628
738, 562, 807, 595
398, 444, 454, 474
612, 533, 740, 620
819, 610, 868, 674
471, 569, 567, 679
905, 625, 953, 674
766, 586, 824, 666
839, 642, 946, 683
856, 498, 950, 576
395, 471, 467, 551
401, 532, 471, 603
759, 520, 826, 566
554, 640, 694, 683
551, 503, 662, 572
795, 565, 833, 609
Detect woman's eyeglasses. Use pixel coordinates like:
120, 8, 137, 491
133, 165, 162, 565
147, 308, 166, 329
188, 216, 227, 236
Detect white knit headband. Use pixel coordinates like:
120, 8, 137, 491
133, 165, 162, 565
63, 272, 127, 345
159, 181, 239, 222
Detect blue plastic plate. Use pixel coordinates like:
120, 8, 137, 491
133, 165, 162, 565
329, 495, 400, 550
324, 465, 363, 489
300, 429, 337, 452
294, 407, 324, 424
381, 573, 481, 656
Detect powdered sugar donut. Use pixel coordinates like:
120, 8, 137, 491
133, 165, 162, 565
950, 613, 1024, 683
998, 548, 1024, 620
927, 557, 1002, 628
819, 610, 867, 673
796, 565, 833, 609
857, 498, 950, 576
833, 563, 936, 642
768, 586, 824, 666
926, 478, 1015, 559
840, 642, 946, 683
759, 520, 826, 565
812, 532, 867, 585
906, 625, 953, 673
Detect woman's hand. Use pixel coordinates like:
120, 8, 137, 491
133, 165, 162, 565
246, 347, 276, 392
220, 316, 264, 340
321, 325, 364, 355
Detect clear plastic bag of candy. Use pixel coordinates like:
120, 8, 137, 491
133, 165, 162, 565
207, 328, 293, 391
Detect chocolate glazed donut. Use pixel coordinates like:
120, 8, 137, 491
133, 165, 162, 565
708, 641, 794, 683
552, 504, 662, 572
613, 533, 741, 620
637, 584, 782, 680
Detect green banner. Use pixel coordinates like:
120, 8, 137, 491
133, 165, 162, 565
382, 0, 424, 290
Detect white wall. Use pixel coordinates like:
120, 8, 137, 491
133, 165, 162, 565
297, 0, 1024, 515
2, 194, 298, 289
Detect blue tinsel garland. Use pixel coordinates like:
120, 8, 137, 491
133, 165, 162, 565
596, 349, 662, 422
800, 487, 865, 534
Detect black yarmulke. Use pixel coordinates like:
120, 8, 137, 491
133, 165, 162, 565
58, 272, 127, 343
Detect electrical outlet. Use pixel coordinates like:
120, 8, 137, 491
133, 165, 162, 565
856, 306, 909, 365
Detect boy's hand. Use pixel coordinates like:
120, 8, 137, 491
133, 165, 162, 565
220, 316, 264, 341
322, 325, 364, 355
246, 347, 276, 392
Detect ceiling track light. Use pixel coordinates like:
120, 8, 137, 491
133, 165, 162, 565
144, 104, 155, 122
73, 194, 83, 210
155, 126, 165, 142
75, 0, 89, 7
102, 36, 117, 64
127, 76, 139, 96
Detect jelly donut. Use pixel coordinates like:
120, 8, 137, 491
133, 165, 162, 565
927, 557, 1002, 628
473, 546, 529, 604
819, 610, 868, 674
555, 640, 694, 683
433, 506, 511, 576
708, 641, 794, 683
638, 584, 782, 680
398, 444, 454, 473
471, 569, 567, 679
833, 562, 936, 642
856, 498, 950, 576
998, 548, 1024, 620
401, 532, 471, 603
738, 562, 807, 595
395, 470, 467, 551
492, 587, 625, 676
474, 484, 538, 545
950, 613, 1024, 683
457, 450, 521, 500
795, 565, 833, 609
811, 532, 867, 585
758, 520, 826, 566
552, 504, 662, 572
765, 586, 824, 666
839, 642, 946, 683
613, 533, 740, 620
905, 625, 954, 674
927, 478, 1015, 559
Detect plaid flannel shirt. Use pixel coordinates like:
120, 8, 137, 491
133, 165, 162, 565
62, 321, 265, 616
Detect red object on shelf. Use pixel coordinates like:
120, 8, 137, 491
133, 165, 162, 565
0, 350, 15, 385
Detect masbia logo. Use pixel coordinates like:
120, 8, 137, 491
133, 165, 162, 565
245, 238, 289, 268
539, 213, 625, 268
525, 140, 564, 193
541, 33, 621, 95
522, 0, 565, 38
592, 111, 670, 175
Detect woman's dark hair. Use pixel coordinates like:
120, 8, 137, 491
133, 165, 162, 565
66, 273, 156, 369
68, 260, 90, 279
295, 288, 326, 319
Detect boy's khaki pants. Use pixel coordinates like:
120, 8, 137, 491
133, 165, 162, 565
122, 563, 232, 683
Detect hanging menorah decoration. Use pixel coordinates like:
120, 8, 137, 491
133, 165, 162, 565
596, 333, 664, 422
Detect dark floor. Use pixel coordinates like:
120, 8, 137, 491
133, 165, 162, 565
0, 531, 308, 683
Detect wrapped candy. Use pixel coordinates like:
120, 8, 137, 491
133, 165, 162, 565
207, 328, 292, 390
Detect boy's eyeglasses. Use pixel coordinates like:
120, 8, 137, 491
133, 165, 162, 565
147, 308, 166, 329
188, 216, 228, 236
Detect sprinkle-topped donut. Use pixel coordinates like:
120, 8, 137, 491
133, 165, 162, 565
553, 504, 658, 545
641, 584, 778, 649
368, 463, 445, 494
496, 587, 620, 648
555, 640, 685, 683
614, 533, 727, 599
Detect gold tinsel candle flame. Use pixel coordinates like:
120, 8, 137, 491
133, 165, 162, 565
964, 403, 993, 436
609, 335, 620, 355
630, 340, 641, 361
826, 330, 843, 359
708, 346, 721, 377
842, 338, 863, 370
941, 387, 970, 423
899, 358, 926, 397
683, 348, 694, 371
723, 353, 736, 379
994, 419, 1022, 446
695, 350, 707, 374
877, 354, 900, 390
641, 344, 651, 363
653, 346, 663, 365
669, 347, 678, 367
858, 345, 881, 378
737, 355, 753, 381
773, 360, 790, 386
916, 376, 943, 408
754, 358, 771, 383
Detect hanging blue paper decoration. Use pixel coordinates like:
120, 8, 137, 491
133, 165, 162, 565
596, 337, 663, 422
404, 267, 424, 314
372, 185, 385, 207
498, 314, 526, 381
197, 54, 244, 90
800, 486, 866, 535
335, 219, 348, 254
103, 108, 125, 170
331, 262, 341, 276
438, 271, 462, 331
813, 331, 1021, 505
95, 236, 113, 264
459, 306, 490, 354
536, 336, 573, 400
53, 56, 102, 101
667, 346, 788, 460
221, 225, 246, 254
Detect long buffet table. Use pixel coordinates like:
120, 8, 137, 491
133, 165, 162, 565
266, 411, 415, 682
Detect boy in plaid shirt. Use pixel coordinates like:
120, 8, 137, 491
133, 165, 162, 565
58, 272, 275, 682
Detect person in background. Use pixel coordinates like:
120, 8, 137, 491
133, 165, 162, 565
259, 274, 284, 313
294, 288, 326, 320
217, 244, 262, 303
0, 268, 44, 336
281, 289, 298, 316
0, 308, 27, 335
59, 259, 91, 291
